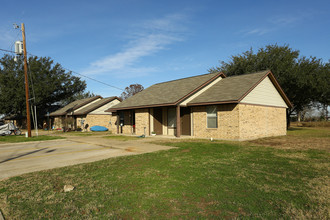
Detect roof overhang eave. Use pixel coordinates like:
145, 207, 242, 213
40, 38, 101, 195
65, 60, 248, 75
187, 100, 240, 106
48, 114, 65, 117
105, 102, 177, 112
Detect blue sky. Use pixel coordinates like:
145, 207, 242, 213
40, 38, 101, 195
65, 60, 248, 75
0, 0, 329, 97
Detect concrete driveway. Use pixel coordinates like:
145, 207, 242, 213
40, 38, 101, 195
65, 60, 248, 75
0, 136, 173, 180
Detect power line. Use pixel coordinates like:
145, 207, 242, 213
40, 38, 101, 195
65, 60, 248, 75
0, 48, 124, 91
0, 48, 16, 54
62, 67, 124, 91
27, 61, 36, 102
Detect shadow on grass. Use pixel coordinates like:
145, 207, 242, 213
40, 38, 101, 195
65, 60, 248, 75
288, 127, 304, 131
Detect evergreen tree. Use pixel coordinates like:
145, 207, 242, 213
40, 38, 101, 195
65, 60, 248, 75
0, 54, 88, 117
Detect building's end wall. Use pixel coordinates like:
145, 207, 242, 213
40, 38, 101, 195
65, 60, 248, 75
84, 114, 117, 133
192, 104, 240, 140
54, 117, 64, 128
238, 104, 287, 140
135, 108, 149, 136
192, 103, 287, 140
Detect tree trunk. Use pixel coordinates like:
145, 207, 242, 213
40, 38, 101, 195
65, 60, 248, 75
286, 109, 291, 129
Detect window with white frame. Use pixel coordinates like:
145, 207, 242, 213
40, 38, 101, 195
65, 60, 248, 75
206, 106, 217, 128
167, 108, 176, 128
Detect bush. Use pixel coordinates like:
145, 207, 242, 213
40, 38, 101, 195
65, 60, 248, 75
301, 121, 330, 127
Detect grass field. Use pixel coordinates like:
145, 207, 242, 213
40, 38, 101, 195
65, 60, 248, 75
54, 131, 113, 136
0, 127, 329, 219
249, 126, 330, 152
103, 135, 140, 141
0, 135, 64, 143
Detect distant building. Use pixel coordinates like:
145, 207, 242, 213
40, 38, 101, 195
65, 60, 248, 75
49, 96, 121, 132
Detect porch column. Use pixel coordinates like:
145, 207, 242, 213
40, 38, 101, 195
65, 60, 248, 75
176, 105, 181, 137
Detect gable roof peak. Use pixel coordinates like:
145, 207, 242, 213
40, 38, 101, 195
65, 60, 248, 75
49, 96, 102, 116
154, 72, 222, 86
224, 69, 270, 79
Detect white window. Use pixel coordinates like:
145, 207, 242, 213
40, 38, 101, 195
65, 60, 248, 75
167, 108, 176, 128
206, 106, 217, 128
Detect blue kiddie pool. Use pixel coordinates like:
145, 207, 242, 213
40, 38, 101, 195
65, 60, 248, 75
90, 126, 108, 132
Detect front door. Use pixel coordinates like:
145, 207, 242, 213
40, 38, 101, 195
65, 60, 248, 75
153, 108, 163, 135
132, 110, 136, 134
181, 107, 191, 135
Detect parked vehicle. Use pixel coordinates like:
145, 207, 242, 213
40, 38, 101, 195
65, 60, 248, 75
0, 122, 21, 136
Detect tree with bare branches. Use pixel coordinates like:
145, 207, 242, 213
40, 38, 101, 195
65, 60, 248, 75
120, 84, 144, 100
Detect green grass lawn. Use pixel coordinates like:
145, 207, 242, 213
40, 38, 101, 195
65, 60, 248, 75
0, 129, 328, 219
0, 135, 64, 143
287, 127, 330, 138
103, 135, 140, 141
55, 131, 113, 136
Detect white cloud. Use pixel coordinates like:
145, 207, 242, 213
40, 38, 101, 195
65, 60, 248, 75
244, 28, 274, 36
142, 13, 188, 33
270, 11, 315, 26
82, 13, 187, 77
271, 15, 301, 26
241, 12, 312, 37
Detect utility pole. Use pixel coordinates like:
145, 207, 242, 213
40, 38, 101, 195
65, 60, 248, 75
21, 23, 32, 137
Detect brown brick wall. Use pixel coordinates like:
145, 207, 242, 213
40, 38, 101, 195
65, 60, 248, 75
54, 117, 64, 128
105, 104, 286, 140
53, 116, 76, 129
192, 104, 286, 140
192, 104, 240, 140
84, 114, 117, 133
135, 108, 149, 136
52, 114, 118, 132
116, 110, 133, 134
239, 104, 286, 140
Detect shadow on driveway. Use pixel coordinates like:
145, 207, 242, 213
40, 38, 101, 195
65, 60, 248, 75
0, 148, 48, 164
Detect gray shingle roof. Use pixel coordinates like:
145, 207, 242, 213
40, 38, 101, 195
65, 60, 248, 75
108, 70, 291, 110
74, 97, 119, 115
187, 70, 269, 105
49, 96, 101, 116
110, 72, 220, 110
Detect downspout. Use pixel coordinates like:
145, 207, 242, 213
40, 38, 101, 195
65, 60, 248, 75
116, 113, 119, 134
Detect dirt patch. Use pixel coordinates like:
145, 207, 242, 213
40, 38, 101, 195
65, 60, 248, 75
196, 198, 222, 217
125, 147, 136, 152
